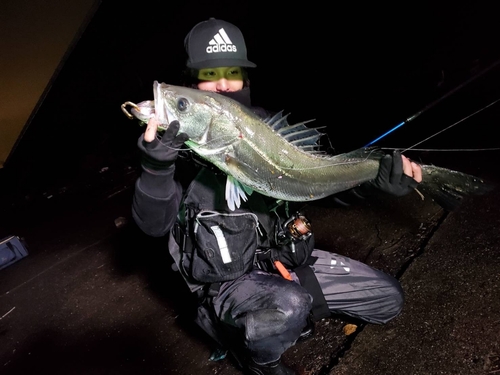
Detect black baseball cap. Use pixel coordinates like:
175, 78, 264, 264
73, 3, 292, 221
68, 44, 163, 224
184, 18, 256, 69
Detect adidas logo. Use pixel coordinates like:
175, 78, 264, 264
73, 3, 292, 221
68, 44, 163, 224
206, 28, 237, 53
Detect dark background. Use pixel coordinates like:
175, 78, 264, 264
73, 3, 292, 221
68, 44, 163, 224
3, 1, 500, 206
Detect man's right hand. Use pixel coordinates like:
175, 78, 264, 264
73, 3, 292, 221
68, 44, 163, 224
137, 118, 189, 171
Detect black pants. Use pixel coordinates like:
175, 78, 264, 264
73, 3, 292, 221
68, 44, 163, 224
209, 249, 404, 364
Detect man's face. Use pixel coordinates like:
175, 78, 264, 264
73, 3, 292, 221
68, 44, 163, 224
196, 67, 244, 92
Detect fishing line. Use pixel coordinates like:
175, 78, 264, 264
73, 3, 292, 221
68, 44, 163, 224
401, 96, 500, 152
364, 57, 500, 147
383, 147, 500, 152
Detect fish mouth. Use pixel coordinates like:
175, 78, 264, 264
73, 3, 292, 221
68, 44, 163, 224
153, 82, 183, 127
154, 81, 168, 125
127, 100, 154, 122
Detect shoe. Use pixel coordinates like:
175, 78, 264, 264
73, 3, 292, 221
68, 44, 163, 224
245, 359, 296, 375
297, 315, 315, 342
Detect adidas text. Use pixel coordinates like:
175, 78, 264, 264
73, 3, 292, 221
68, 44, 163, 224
206, 44, 237, 53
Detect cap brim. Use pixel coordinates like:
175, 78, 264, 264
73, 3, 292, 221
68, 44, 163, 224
188, 58, 257, 69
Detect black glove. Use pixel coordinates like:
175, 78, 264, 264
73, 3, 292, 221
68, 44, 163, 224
369, 150, 420, 197
137, 120, 189, 171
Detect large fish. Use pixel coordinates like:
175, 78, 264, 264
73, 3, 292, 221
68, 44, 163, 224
122, 81, 493, 211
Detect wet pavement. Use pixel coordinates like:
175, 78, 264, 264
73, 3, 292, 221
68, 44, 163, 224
0, 151, 498, 375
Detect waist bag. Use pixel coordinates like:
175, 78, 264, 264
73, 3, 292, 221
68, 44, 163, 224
182, 210, 260, 283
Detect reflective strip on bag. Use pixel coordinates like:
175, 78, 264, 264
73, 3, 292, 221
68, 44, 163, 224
210, 225, 231, 264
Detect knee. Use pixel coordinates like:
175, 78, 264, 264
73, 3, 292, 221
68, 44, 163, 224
279, 283, 313, 323
244, 286, 312, 341
370, 277, 405, 324
387, 282, 404, 319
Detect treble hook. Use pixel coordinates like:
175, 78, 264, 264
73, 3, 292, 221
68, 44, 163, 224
121, 101, 140, 120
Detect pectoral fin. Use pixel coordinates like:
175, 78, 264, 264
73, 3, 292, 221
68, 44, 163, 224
225, 175, 253, 211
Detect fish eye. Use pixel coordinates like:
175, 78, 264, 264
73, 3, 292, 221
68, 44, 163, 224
177, 97, 189, 112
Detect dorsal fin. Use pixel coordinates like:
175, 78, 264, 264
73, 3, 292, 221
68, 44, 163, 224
264, 111, 289, 131
264, 111, 326, 153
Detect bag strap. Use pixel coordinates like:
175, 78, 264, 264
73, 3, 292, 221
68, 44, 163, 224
294, 260, 330, 322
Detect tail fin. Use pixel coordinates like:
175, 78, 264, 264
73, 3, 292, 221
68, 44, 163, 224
419, 165, 495, 211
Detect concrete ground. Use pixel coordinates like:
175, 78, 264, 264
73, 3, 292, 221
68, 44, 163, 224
0, 152, 498, 375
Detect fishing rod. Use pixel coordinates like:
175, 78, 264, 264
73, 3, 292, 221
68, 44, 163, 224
379, 95, 500, 153
376, 95, 500, 153
364, 57, 500, 147
401, 96, 500, 152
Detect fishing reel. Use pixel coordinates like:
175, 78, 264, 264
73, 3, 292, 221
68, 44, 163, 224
276, 212, 312, 245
